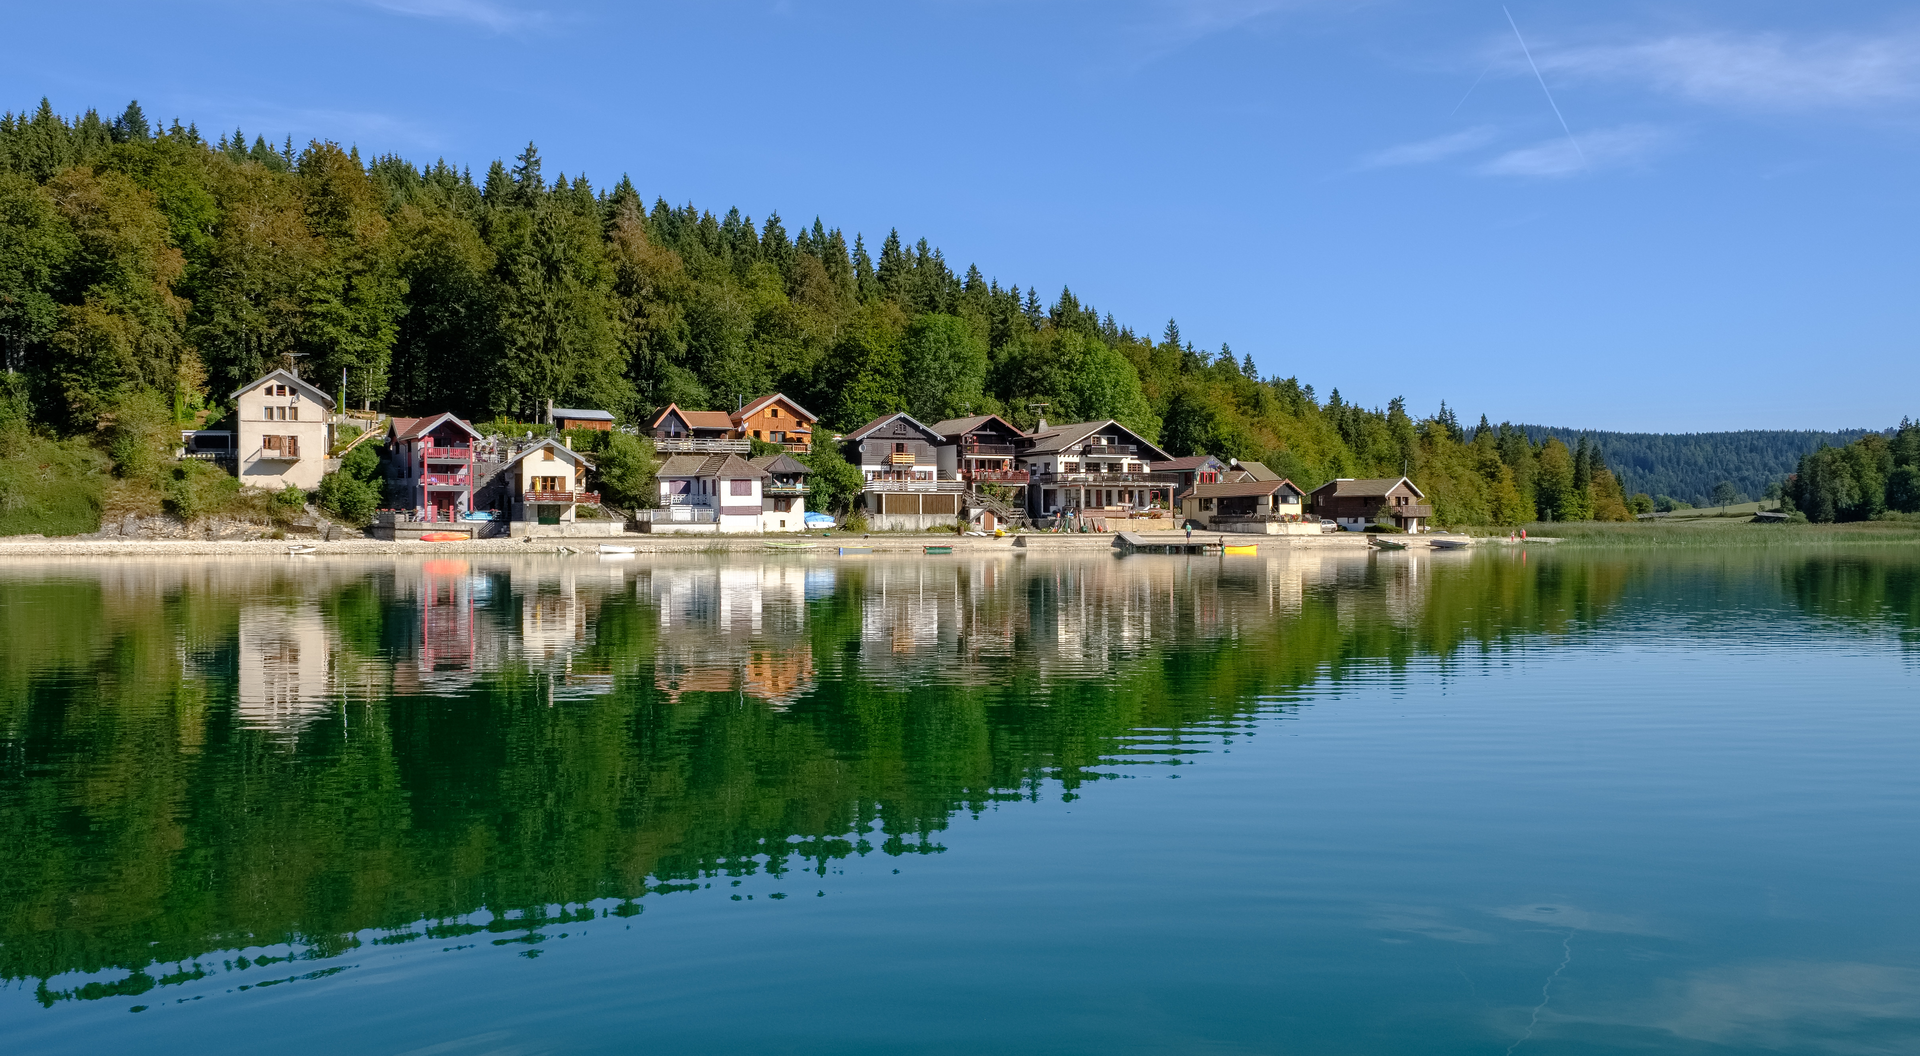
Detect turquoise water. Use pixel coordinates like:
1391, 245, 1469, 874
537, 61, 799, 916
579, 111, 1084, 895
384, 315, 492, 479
2, 550, 1918, 1053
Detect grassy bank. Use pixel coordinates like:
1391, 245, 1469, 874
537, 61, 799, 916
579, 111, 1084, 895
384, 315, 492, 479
1474, 516, 1920, 548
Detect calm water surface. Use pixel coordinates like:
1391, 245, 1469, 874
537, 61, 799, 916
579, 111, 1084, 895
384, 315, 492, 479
2, 548, 1918, 1054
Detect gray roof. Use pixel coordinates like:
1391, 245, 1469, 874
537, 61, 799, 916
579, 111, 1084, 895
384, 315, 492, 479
230, 368, 337, 409
1311, 477, 1426, 499
1228, 460, 1281, 482
749, 454, 813, 475
551, 407, 615, 421
1193, 479, 1302, 499
657, 453, 769, 479
1156, 454, 1221, 472
1023, 420, 1173, 461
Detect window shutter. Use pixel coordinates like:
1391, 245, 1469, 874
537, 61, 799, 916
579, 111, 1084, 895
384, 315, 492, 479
730, 478, 753, 496
287, 436, 299, 458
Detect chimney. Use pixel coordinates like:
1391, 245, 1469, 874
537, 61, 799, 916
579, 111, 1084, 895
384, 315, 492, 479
1035, 416, 1047, 431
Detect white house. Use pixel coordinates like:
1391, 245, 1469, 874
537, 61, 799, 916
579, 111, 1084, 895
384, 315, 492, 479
654, 453, 769, 533
1016, 419, 1174, 519
500, 438, 597, 526
749, 453, 812, 532
231, 369, 335, 491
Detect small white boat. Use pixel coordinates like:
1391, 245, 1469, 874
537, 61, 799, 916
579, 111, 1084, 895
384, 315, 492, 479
598, 544, 637, 555
286, 544, 318, 555
1428, 535, 1472, 550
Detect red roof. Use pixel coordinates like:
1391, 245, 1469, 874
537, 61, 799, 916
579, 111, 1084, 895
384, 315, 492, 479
650, 403, 737, 431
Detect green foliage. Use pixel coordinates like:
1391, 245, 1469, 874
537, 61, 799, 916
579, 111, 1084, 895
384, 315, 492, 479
317, 433, 384, 523
0, 425, 106, 536
1790, 434, 1896, 523
593, 432, 656, 510
161, 458, 240, 521
900, 312, 988, 423
800, 442, 862, 516
747, 435, 783, 458
101, 390, 173, 482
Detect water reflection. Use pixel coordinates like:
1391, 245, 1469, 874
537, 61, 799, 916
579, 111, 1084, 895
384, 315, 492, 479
0, 548, 1913, 1012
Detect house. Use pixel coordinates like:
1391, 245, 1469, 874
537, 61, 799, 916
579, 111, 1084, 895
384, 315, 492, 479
1309, 477, 1432, 532
928, 414, 1029, 486
1181, 477, 1307, 529
843, 412, 963, 529
654, 453, 770, 533
650, 403, 748, 453
732, 393, 817, 453
1156, 454, 1229, 500
497, 438, 599, 527
386, 413, 483, 522
749, 453, 812, 531
1017, 419, 1176, 520
551, 408, 615, 432
231, 368, 336, 491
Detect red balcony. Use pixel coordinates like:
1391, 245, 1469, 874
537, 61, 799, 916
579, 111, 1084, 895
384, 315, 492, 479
966, 469, 1030, 484
421, 474, 469, 487
423, 444, 473, 460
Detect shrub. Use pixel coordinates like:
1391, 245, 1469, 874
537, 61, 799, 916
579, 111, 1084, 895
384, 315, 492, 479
842, 510, 869, 533
317, 471, 380, 523
163, 460, 241, 522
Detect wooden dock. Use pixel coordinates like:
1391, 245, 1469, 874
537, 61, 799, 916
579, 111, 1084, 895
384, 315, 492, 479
1115, 532, 1237, 555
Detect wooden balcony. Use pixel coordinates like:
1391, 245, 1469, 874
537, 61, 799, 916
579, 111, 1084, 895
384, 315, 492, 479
961, 443, 1017, 456
965, 469, 1030, 484
887, 451, 917, 466
1079, 443, 1137, 456
1035, 471, 1177, 486
652, 437, 750, 453
1393, 504, 1435, 519
863, 479, 964, 493
524, 490, 600, 504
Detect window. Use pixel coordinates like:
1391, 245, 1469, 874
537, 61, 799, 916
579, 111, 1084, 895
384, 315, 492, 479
542, 448, 555, 461
286, 436, 299, 458
769, 407, 779, 419
1201, 498, 1214, 511
288, 406, 298, 421
753, 430, 762, 439
730, 478, 753, 496
894, 442, 905, 453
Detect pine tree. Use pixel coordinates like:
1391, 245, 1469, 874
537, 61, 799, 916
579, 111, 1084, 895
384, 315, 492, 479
110, 100, 150, 143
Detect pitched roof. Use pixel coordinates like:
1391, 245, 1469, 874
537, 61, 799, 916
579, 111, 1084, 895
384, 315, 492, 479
388, 412, 480, 441
502, 438, 594, 470
551, 407, 615, 422
844, 411, 942, 443
1022, 420, 1173, 461
926, 413, 1021, 438
749, 454, 812, 475
1310, 477, 1426, 499
1194, 479, 1302, 499
734, 392, 818, 424
650, 403, 736, 431
1228, 460, 1281, 481
1155, 454, 1221, 472
656, 453, 769, 479
230, 368, 337, 409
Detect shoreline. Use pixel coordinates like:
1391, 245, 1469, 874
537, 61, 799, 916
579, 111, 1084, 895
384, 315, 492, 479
0, 531, 1457, 558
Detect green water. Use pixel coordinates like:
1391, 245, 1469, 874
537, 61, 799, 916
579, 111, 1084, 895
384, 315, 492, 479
3, 549, 1918, 1054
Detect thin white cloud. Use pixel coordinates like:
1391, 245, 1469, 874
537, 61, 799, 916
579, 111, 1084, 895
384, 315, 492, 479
1574, 961, 1920, 1054
1359, 125, 1498, 169
1542, 31, 1920, 110
1478, 124, 1670, 178
357, 0, 548, 32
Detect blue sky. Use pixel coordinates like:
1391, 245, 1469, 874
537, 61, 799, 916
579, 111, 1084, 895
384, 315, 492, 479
7, 1, 1918, 431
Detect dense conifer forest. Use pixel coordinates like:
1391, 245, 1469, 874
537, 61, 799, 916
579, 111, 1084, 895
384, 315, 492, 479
0, 98, 1905, 528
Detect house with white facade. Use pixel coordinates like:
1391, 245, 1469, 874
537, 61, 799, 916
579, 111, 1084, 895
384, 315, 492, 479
498, 438, 599, 528
842, 412, 963, 529
749, 453, 811, 532
1017, 419, 1176, 520
231, 369, 335, 491
653, 453, 769, 533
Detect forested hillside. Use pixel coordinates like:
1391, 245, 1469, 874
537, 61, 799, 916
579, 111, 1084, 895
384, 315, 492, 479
1515, 427, 1877, 507
0, 97, 1902, 531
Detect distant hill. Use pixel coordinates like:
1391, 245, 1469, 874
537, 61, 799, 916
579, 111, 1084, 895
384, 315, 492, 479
1511, 426, 1878, 506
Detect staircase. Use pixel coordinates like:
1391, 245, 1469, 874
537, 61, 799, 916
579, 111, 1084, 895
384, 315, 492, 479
968, 488, 1026, 526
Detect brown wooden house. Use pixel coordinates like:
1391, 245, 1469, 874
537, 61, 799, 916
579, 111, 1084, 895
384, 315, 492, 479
1308, 477, 1432, 532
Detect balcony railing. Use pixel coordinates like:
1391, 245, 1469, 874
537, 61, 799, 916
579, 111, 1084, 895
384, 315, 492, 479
1392, 504, 1435, 519
961, 443, 1017, 457
1034, 471, 1178, 486
965, 469, 1030, 484
1080, 444, 1137, 456
423, 445, 473, 460
764, 482, 810, 495
636, 507, 719, 523
887, 451, 917, 466
421, 474, 469, 487
652, 437, 751, 453
863, 479, 965, 493
255, 447, 301, 462
524, 490, 601, 504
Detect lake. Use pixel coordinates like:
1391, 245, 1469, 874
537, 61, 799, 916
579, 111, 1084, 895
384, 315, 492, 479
3, 548, 1918, 1054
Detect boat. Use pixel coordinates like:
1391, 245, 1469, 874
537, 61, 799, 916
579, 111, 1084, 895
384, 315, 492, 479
1368, 535, 1407, 551
838, 546, 872, 556
924, 545, 953, 555
1427, 535, 1472, 550
1222, 544, 1259, 556
597, 544, 637, 554
286, 544, 318, 555
419, 531, 465, 542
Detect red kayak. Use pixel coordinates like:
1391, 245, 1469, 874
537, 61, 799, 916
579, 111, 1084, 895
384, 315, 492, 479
418, 531, 466, 542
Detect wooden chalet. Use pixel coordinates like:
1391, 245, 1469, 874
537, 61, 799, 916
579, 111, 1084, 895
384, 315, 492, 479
1309, 477, 1431, 532
732, 393, 817, 453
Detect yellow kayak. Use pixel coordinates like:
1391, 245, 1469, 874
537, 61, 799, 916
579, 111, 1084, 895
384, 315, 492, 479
1223, 544, 1259, 556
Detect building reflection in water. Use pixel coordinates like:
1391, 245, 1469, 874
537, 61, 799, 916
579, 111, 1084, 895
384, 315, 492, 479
221, 549, 1456, 736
